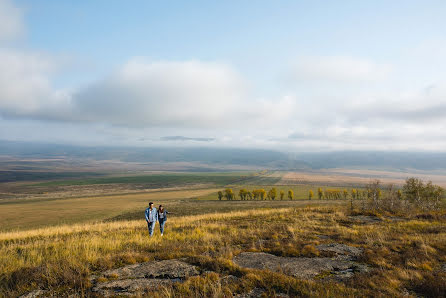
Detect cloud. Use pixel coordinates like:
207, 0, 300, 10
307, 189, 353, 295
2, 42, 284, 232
342, 83, 446, 125
160, 136, 215, 142
70, 59, 248, 127
0, 49, 71, 119
287, 56, 392, 84
0, 0, 24, 41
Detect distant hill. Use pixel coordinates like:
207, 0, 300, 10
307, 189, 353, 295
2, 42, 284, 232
1, 140, 446, 172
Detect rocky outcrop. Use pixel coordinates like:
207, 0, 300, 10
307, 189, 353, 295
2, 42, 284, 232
316, 243, 363, 260
233, 243, 369, 280
91, 259, 199, 297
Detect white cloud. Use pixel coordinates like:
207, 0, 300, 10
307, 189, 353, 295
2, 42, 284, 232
0, 49, 71, 119
288, 56, 392, 83
0, 0, 24, 41
71, 59, 247, 127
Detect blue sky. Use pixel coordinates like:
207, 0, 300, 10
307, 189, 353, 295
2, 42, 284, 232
1, 0, 446, 150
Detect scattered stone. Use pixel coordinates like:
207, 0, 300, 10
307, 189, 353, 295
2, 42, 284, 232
19, 290, 46, 298
233, 251, 369, 280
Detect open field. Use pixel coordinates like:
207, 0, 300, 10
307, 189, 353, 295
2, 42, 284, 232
0, 188, 220, 231
1, 169, 445, 297
0, 172, 254, 201
278, 170, 446, 187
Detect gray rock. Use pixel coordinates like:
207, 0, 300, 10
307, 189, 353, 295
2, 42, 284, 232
92, 278, 172, 297
315, 234, 330, 240
91, 259, 199, 296
19, 290, 46, 298
233, 252, 367, 279
101, 259, 199, 280
235, 287, 290, 298
316, 243, 363, 258
348, 215, 382, 224
235, 287, 265, 298
220, 274, 239, 285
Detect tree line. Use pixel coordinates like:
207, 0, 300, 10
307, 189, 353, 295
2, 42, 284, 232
218, 188, 294, 200
217, 177, 445, 213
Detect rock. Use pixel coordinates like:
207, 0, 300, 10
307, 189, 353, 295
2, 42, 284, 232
348, 215, 382, 224
100, 259, 199, 280
235, 287, 289, 298
233, 252, 368, 280
220, 274, 239, 285
92, 278, 172, 297
386, 216, 405, 222
92, 259, 199, 296
316, 243, 363, 259
315, 234, 330, 240
235, 287, 265, 298
19, 290, 46, 298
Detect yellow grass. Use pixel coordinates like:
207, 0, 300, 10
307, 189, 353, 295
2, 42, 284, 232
0, 188, 219, 231
1, 204, 445, 297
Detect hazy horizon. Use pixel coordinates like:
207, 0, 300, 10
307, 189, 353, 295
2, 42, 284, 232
1, 1, 446, 151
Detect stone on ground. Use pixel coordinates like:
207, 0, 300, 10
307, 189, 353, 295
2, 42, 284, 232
91, 259, 199, 297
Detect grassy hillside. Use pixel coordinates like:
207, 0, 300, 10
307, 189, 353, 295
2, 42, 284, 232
1, 205, 445, 297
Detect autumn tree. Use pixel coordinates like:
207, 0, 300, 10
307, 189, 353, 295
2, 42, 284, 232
268, 187, 277, 200
239, 189, 248, 200
317, 188, 323, 200
280, 190, 285, 200
343, 189, 349, 200
351, 189, 357, 200
309, 190, 314, 200
288, 189, 294, 200
224, 188, 234, 200
260, 189, 266, 200
217, 191, 223, 201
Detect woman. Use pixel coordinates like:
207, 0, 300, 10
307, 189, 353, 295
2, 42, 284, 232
157, 205, 170, 236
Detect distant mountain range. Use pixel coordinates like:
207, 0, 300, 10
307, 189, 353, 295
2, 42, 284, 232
1, 140, 446, 171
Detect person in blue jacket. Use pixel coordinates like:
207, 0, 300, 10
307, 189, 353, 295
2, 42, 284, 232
145, 202, 158, 237
157, 205, 170, 236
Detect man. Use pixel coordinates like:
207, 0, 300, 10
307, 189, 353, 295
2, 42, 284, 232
145, 202, 158, 237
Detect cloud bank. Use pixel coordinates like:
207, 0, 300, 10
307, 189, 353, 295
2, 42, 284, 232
1, 0, 446, 151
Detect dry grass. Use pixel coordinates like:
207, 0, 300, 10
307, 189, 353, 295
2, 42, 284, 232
279, 170, 446, 187
1, 204, 445, 297
0, 188, 219, 231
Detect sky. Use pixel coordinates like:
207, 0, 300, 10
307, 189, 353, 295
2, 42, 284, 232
1, 0, 446, 151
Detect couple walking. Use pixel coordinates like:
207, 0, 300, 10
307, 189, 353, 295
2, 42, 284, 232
145, 202, 169, 237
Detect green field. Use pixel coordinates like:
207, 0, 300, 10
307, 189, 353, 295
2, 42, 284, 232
0, 171, 358, 231
32, 171, 255, 187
